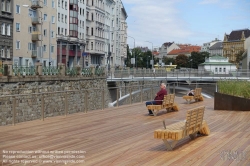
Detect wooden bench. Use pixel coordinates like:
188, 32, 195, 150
154, 106, 210, 150
183, 88, 204, 104
147, 94, 179, 116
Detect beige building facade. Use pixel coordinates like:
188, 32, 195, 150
13, 0, 57, 67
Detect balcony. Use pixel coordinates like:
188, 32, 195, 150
32, 32, 42, 41
31, 50, 37, 58
31, 17, 41, 24
31, 0, 43, 9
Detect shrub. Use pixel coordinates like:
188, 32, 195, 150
218, 80, 250, 99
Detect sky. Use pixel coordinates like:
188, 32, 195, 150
122, 0, 250, 50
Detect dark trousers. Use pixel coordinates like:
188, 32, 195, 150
146, 101, 157, 114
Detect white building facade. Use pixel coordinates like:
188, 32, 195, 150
198, 55, 237, 74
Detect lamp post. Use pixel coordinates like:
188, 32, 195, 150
145, 41, 154, 69
128, 36, 135, 68
23, 4, 43, 62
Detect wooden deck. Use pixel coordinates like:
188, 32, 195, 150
1, 97, 250, 166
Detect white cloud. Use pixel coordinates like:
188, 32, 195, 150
124, 0, 193, 47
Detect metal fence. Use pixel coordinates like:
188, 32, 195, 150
0, 81, 219, 126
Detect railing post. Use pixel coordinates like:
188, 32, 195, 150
85, 90, 88, 113
130, 86, 132, 105
140, 85, 143, 103
35, 62, 43, 76
12, 97, 16, 126
116, 87, 119, 107
151, 85, 153, 100
64, 92, 68, 116
41, 94, 44, 121
102, 89, 104, 110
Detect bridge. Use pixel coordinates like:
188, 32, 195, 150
107, 69, 250, 82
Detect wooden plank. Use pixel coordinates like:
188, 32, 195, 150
0, 97, 250, 165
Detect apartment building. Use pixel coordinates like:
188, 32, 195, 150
13, 0, 57, 67
57, 0, 85, 68
0, 0, 13, 63
223, 29, 250, 63
85, 0, 127, 67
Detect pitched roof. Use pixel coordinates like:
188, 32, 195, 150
163, 42, 174, 47
227, 29, 250, 41
209, 42, 223, 50
167, 45, 201, 55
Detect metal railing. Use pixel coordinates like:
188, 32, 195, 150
0, 82, 217, 126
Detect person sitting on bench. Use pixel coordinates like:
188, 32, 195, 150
187, 89, 195, 96
145, 83, 167, 116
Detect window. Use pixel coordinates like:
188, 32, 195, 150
51, 46, 54, 53
43, 45, 47, 52
44, 14, 47, 21
91, 42, 93, 50
28, 26, 32, 33
44, 29, 47, 36
2, 0, 5, 11
62, 0, 64, 8
65, 29, 67, 36
91, 27, 93, 35
44, 0, 47, 6
28, 43, 32, 50
16, 5, 20, 13
6, 0, 10, 12
215, 68, 218, 72
65, 15, 67, 23
219, 68, 222, 72
1, 23, 5, 35
16, 41, 20, 49
223, 68, 226, 72
65, 2, 67, 9
61, 14, 63, 22
58, 13, 60, 22
58, 27, 60, 34
58, 0, 60, 7
7, 24, 10, 36
29, 9, 36, 17
16, 23, 20, 31
61, 28, 63, 34
1, 47, 4, 57
6, 48, 10, 58
51, 31, 54, 38
91, 13, 93, 21
51, 16, 55, 23
52, 0, 55, 8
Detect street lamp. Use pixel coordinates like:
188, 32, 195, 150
190, 59, 193, 69
128, 36, 135, 68
145, 41, 154, 69
23, 4, 43, 62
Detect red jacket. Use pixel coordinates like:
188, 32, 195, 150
154, 89, 167, 105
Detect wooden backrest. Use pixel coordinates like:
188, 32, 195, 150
169, 94, 175, 104
194, 88, 202, 97
162, 94, 170, 106
184, 106, 205, 136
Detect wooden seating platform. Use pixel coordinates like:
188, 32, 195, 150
183, 88, 204, 104
2, 97, 250, 165
154, 106, 210, 150
147, 94, 179, 116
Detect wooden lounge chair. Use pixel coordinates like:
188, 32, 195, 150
183, 88, 204, 104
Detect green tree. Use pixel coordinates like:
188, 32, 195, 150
175, 54, 188, 68
188, 51, 209, 69
162, 57, 175, 65
235, 50, 244, 68
125, 45, 132, 67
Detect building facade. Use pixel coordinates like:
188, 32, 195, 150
201, 38, 221, 53
198, 55, 237, 74
0, 0, 13, 63
57, 0, 85, 68
208, 41, 223, 56
13, 0, 57, 67
159, 42, 179, 59
223, 29, 250, 63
